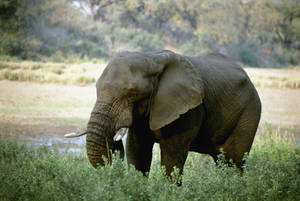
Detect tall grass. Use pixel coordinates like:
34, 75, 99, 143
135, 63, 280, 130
0, 125, 299, 201
245, 67, 300, 89
1, 61, 300, 88
0, 61, 105, 85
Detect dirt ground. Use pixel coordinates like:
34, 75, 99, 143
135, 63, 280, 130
0, 80, 299, 142
0, 81, 95, 139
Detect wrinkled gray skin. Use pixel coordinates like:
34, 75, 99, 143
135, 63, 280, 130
86, 50, 261, 178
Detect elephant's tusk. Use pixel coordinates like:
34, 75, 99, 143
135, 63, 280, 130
113, 128, 128, 141
64, 131, 87, 138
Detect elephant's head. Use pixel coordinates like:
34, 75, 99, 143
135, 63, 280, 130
66, 50, 204, 168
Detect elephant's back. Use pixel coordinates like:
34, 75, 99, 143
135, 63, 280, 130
190, 53, 249, 83
190, 53, 255, 97
189, 53, 260, 145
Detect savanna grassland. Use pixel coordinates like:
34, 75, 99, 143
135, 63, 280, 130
0, 61, 300, 201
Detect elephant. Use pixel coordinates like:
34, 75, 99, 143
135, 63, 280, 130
65, 50, 261, 178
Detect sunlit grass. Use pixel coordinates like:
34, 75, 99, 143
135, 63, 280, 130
0, 124, 299, 201
1, 61, 300, 88
245, 67, 300, 89
0, 61, 106, 85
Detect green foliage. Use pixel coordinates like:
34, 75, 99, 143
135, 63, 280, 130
265, 0, 300, 48
0, 0, 21, 18
180, 31, 215, 56
239, 46, 259, 67
130, 32, 163, 52
0, 33, 27, 58
272, 49, 300, 66
110, 28, 164, 52
0, 125, 299, 201
242, 125, 300, 200
0, 0, 22, 32
0, 0, 300, 66
233, 43, 260, 67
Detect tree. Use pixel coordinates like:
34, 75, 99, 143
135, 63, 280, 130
75, 0, 123, 21
266, 0, 300, 48
0, 0, 22, 33
173, 0, 205, 30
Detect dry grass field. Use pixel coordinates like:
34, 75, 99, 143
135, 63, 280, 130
0, 81, 94, 139
0, 61, 105, 85
245, 67, 300, 89
1, 61, 300, 88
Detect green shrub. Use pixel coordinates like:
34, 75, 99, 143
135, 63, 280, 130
109, 28, 164, 52
239, 45, 259, 66
272, 49, 300, 66
180, 31, 215, 56
129, 32, 164, 52
0, 33, 27, 58
0, 125, 299, 201
228, 43, 260, 67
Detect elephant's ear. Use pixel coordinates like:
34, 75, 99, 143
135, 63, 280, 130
149, 50, 204, 131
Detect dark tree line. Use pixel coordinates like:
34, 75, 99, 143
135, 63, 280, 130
0, 0, 299, 66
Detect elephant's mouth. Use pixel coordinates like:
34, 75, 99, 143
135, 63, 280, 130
64, 127, 128, 141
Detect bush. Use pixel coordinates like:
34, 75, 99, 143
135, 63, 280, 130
0, 125, 299, 201
272, 49, 300, 66
180, 31, 215, 56
129, 32, 164, 52
238, 44, 259, 67
227, 43, 260, 67
0, 33, 27, 58
109, 28, 164, 52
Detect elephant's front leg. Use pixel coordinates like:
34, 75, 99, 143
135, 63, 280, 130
126, 128, 155, 175
159, 127, 199, 181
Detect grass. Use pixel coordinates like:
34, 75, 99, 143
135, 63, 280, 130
1, 60, 300, 88
0, 124, 299, 201
0, 61, 106, 85
0, 80, 95, 130
245, 67, 300, 89
0, 95, 91, 126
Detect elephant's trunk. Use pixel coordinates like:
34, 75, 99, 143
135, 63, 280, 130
86, 103, 116, 168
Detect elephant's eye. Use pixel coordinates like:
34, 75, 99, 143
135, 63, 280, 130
129, 91, 138, 97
